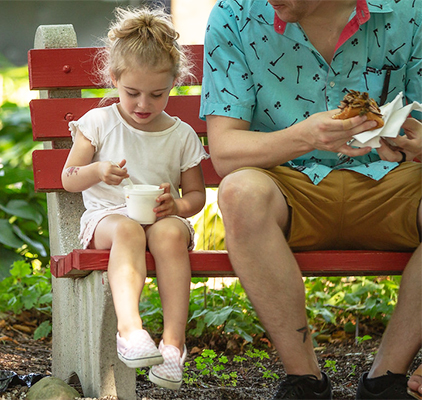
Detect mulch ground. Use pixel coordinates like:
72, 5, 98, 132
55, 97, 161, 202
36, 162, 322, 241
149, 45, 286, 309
0, 311, 421, 399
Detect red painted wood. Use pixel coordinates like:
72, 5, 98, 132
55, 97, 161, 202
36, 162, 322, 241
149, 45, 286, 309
50, 249, 410, 278
32, 146, 220, 192
32, 149, 68, 191
30, 96, 205, 141
28, 45, 203, 90
30, 98, 103, 141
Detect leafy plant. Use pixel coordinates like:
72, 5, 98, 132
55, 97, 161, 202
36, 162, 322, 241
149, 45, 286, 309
0, 260, 52, 340
186, 349, 238, 387
139, 278, 265, 344
0, 102, 49, 279
305, 276, 400, 332
355, 335, 372, 345
244, 348, 279, 381
324, 359, 338, 373
188, 280, 265, 342
182, 347, 278, 387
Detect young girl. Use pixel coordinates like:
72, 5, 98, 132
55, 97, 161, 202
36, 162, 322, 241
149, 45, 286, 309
61, 6, 208, 390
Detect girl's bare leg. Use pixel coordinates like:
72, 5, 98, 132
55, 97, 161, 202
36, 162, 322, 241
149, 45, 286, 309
146, 218, 191, 355
92, 215, 147, 340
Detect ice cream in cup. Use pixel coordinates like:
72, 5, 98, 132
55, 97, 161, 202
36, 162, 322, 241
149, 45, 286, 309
123, 184, 164, 224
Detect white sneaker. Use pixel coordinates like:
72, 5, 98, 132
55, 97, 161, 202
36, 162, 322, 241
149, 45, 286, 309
149, 340, 187, 389
116, 329, 163, 368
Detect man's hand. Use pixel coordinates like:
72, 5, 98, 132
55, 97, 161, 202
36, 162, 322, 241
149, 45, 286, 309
302, 109, 376, 157
378, 118, 422, 162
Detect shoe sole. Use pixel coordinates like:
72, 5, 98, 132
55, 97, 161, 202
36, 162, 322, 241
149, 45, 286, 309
118, 352, 163, 369
149, 369, 182, 390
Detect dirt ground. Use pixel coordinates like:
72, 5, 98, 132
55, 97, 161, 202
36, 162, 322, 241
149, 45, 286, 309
0, 312, 421, 400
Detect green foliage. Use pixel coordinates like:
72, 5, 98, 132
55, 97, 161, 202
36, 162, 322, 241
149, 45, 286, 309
182, 348, 278, 387
356, 335, 372, 345
139, 278, 264, 343
304, 276, 400, 330
0, 260, 52, 317
0, 101, 49, 279
324, 359, 338, 373
188, 349, 237, 387
34, 320, 52, 340
188, 280, 265, 342
244, 349, 279, 381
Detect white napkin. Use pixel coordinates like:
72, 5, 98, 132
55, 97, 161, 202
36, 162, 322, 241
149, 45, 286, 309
352, 92, 422, 148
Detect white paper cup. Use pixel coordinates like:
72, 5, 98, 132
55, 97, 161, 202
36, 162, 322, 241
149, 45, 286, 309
123, 184, 164, 224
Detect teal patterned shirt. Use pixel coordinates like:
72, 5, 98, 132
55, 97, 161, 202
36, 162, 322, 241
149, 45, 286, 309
200, 0, 422, 184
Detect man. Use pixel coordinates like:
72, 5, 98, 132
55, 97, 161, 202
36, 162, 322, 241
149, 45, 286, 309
199, 1, 421, 399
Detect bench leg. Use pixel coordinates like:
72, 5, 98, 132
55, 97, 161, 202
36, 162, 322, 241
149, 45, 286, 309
52, 271, 136, 400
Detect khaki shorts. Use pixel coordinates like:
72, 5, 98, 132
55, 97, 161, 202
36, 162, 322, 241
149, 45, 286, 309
239, 162, 421, 252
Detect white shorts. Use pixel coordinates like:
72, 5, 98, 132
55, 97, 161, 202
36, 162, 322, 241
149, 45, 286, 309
80, 205, 195, 251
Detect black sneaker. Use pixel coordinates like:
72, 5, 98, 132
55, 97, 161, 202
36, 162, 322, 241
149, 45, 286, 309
356, 371, 414, 399
272, 371, 332, 399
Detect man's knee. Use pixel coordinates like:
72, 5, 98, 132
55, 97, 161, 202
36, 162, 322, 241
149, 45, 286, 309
219, 170, 271, 213
218, 169, 289, 228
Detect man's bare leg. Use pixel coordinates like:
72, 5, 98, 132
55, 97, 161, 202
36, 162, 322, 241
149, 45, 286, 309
218, 169, 320, 377
367, 244, 422, 378
368, 201, 422, 379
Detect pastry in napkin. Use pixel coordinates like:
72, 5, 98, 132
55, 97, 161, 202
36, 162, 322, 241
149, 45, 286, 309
352, 92, 422, 148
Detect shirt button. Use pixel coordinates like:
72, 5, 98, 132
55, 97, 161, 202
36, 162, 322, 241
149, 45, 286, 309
329, 81, 336, 88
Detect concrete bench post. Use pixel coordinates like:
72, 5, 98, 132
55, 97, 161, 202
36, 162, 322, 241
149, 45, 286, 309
34, 24, 136, 400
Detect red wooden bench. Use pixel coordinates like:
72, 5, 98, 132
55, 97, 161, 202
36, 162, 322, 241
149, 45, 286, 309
28, 47, 411, 279
28, 24, 411, 400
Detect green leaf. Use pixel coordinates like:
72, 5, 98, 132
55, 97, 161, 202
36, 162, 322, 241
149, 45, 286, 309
344, 321, 356, 333
0, 219, 24, 248
11, 224, 47, 256
22, 290, 39, 310
0, 247, 22, 281
0, 200, 43, 225
33, 320, 52, 340
10, 260, 32, 278
204, 306, 234, 327
0, 168, 33, 188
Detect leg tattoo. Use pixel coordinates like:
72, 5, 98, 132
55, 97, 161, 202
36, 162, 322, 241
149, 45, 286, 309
296, 326, 309, 343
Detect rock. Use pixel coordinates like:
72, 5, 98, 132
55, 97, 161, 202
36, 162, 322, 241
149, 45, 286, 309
26, 377, 80, 400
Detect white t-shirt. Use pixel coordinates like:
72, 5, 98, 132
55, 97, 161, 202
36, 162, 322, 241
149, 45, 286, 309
69, 103, 209, 232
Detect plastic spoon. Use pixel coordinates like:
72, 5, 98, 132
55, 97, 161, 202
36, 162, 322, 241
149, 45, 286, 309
110, 161, 134, 188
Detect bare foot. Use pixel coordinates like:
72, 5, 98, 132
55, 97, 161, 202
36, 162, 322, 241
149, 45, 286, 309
408, 365, 422, 400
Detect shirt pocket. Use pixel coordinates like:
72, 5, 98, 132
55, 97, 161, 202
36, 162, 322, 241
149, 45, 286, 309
363, 65, 406, 105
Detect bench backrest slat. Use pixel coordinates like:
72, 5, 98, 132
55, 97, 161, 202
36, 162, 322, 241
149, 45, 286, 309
28, 45, 204, 89
30, 96, 205, 141
33, 146, 220, 192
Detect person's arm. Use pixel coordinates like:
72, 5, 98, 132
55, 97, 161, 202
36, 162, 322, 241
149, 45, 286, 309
61, 128, 130, 192
207, 111, 376, 178
154, 164, 206, 219
377, 118, 422, 162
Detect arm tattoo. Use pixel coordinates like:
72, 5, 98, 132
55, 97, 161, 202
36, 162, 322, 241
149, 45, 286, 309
65, 167, 80, 177
296, 326, 309, 343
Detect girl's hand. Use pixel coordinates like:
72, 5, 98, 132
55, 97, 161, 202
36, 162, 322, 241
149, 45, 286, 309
154, 183, 178, 217
99, 160, 130, 185
377, 118, 422, 162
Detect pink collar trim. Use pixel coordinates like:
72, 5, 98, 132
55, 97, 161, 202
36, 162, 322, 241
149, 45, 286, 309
273, 0, 370, 52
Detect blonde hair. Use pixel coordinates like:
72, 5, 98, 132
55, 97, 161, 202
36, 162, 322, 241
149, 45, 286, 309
96, 6, 191, 87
